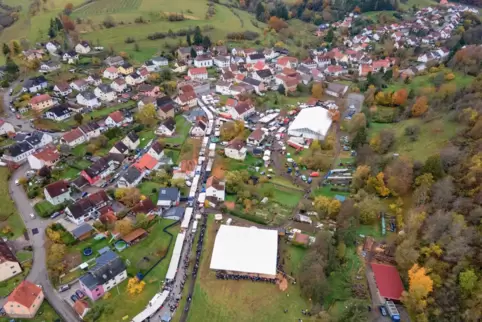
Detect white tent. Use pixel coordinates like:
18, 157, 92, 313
288, 106, 333, 140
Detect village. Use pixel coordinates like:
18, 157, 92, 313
0, 1, 479, 322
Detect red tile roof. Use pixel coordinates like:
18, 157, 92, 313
7, 281, 42, 308
32, 144, 59, 162
62, 128, 84, 143
371, 263, 404, 300
134, 153, 158, 170
105, 67, 117, 73
30, 94, 52, 105
188, 67, 207, 75
108, 111, 124, 123
73, 299, 89, 316
45, 180, 69, 198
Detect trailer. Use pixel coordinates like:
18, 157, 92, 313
385, 301, 400, 322
206, 158, 214, 174
192, 220, 198, 233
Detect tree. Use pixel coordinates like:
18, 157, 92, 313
11, 40, 20, 55
370, 129, 395, 154
277, 84, 286, 95
413, 173, 434, 206
314, 196, 341, 219
255, 2, 265, 22
119, 188, 141, 207
338, 299, 369, 322
127, 277, 146, 295
411, 96, 429, 117
114, 219, 134, 236
193, 26, 203, 45
48, 26, 57, 39
352, 165, 370, 190
186, 33, 192, 46
392, 88, 408, 106
5, 57, 19, 74
74, 113, 83, 125
202, 36, 211, 50
268, 16, 288, 32
190, 47, 197, 58
402, 264, 433, 321
2, 43, 10, 57
311, 82, 323, 99
325, 28, 334, 42
348, 113, 367, 134
459, 269, 478, 295
357, 195, 383, 224
366, 172, 390, 197
385, 157, 413, 196
135, 103, 158, 127
351, 127, 367, 149
422, 155, 445, 179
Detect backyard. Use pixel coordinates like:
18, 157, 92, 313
164, 115, 192, 145
0, 168, 25, 239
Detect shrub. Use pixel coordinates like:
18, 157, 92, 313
125, 37, 135, 44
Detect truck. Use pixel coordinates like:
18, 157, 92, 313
385, 301, 400, 322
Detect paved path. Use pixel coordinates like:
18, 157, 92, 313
3, 164, 81, 321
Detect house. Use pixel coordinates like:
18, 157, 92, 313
246, 128, 266, 146
30, 94, 54, 112
66, 190, 111, 224
157, 187, 180, 207
0, 239, 21, 282
104, 56, 124, 67
45, 41, 61, 53
194, 55, 213, 68
79, 250, 127, 301
27, 144, 59, 170
325, 82, 349, 98
213, 56, 230, 68
134, 153, 158, 172
39, 61, 61, 73
20, 131, 52, 150
151, 56, 169, 67
228, 101, 255, 120
61, 128, 87, 147
130, 199, 156, 216
74, 300, 90, 319
109, 141, 129, 155
242, 77, 265, 94
253, 69, 273, 84
62, 50, 79, 64
215, 81, 230, 95
105, 111, 126, 128
143, 60, 158, 72
137, 84, 160, 97
75, 41, 91, 54
190, 118, 207, 137
103, 67, 119, 80
3, 141, 35, 164
156, 117, 176, 136
3, 281, 44, 319
22, 49, 44, 61
246, 53, 265, 64
44, 180, 71, 205
125, 73, 142, 86
117, 166, 143, 188
111, 78, 127, 93
70, 79, 89, 92
275, 75, 299, 92
53, 82, 72, 96
175, 91, 197, 109
147, 141, 164, 160
188, 67, 208, 80
122, 132, 139, 150
157, 97, 176, 119
276, 56, 299, 69
0, 119, 15, 136
205, 176, 225, 201
358, 64, 373, 77
225, 138, 247, 161
23, 76, 48, 93
77, 91, 101, 108
44, 104, 72, 121
325, 65, 347, 77
118, 62, 134, 75
176, 47, 192, 60
79, 122, 101, 140
94, 84, 116, 102
136, 67, 150, 82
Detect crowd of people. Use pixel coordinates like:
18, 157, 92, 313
215, 272, 277, 283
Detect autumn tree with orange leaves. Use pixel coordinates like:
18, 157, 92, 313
392, 88, 408, 106
402, 264, 433, 322
268, 16, 288, 32
411, 96, 429, 117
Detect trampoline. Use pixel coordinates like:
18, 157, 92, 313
83, 247, 93, 256
115, 240, 127, 251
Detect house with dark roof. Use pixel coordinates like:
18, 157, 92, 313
81, 154, 124, 185
156, 117, 176, 136
325, 82, 349, 98
45, 104, 72, 121
71, 223, 94, 240
126, 72, 142, 86
206, 176, 225, 201
130, 198, 156, 216
94, 84, 116, 102
76, 90, 101, 108
147, 141, 164, 160
190, 118, 207, 137
75, 41, 91, 54
3, 281, 44, 318
157, 187, 180, 208
0, 239, 21, 282
23, 76, 48, 93
44, 180, 71, 205
247, 128, 266, 146
117, 166, 143, 188
62, 50, 79, 64
246, 53, 265, 64
104, 55, 124, 67
122, 131, 139, 150
156, 96, 176, 119
225, 138, 247, 160
79, 250, 127, 301
253, 69, 273, 84
3, 141, 35, 164
80, 122, 102, 140
109, 141, 129, 155
65, 190, 110, 225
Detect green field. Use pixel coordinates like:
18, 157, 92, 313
368, 117, 458, 161
139, 181, 161, 203
164, 115, 192, 145
0, 168, 25, 239
186, 218, 311, 322
15, 250, 33, 262
33, 200, 59, 218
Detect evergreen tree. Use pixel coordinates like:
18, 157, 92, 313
55, 17, 63, 30
256, 2, 265, 22
186, 34, 192, 46
351, 127, 367, 149
190, 47, 197, 59
5, 57, 19, 74
48, 27, 57, 39
2, 43, 10, 57
277, 84, 286, 95
193, 26, 203, 45
326, 28, 334, 43
11, 41, 20, 55
202, 36, 211, 50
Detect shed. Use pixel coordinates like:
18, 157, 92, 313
371, 263, 404, 301
71, 223, 94, 241
122, 228, 148, 245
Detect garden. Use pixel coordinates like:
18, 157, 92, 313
0, 168, 25, 239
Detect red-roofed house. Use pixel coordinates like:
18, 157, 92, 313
74, 300, 90, 319
358, 64, 373, 77
372, 58, 392, 73
175, 91, 197, 109
325, 65, 347, 77
105, 111, 128, 128
30, 94, 54, 111
103, 67, 119, 80
28, 144, 60, 170
188, 67, 208, 80
61, 128, 87, 147
3, 281, 44, 318
276, 56, 299, 70
227, 101, 255, 120
275, 75, 299, 92
371, 263, 404, 301
134, 154, 159, 172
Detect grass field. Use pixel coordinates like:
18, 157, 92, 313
139, 181, 161, 203
186, 217, 311, 322
15, 250, 33, 262
0, 168, 25, 239
368, 117, 458, 161
164, 115, 192, 145
33, 200, 58, 218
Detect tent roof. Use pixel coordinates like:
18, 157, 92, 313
288, 106, 332, 137
371, 263, 404, 300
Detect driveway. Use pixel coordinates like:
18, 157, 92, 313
5, 164, 81, 321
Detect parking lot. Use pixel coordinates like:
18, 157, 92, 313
59, 281, 83, 307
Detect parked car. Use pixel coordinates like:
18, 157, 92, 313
379, 306, 387, 316
16, 113, 21, 119
50, 212, 61, 219
59, 285, 70, 292
75, 290, 85, 299
29, 213, 35, 219
70, 294, 79, 302
81, 192, 89, 198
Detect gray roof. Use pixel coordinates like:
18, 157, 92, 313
121, 166, 142, 184
157, 187, 179, 201
152, 56, 168, 62
79, 250, 126, 290
7, 141, 33, 157
113, 141, 128, 154
162, 206, 185, 220
80, 91, 96, 100
47, 105, 71, 117
71, 223, 94, 239
126, 131, 139, 143
98, 84, 113, 93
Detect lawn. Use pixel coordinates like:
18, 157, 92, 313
94, 219, 179, 322
0, 300, 60, 322
139, 181, 161, 204
138, 129, 157, 148
367, 117, 459, 161
33, 118, 72, 132
313, 185, 350, 198
259, 183, 303, 208
164, 149, 180, 164
15, 250, 33, 262
283, 245, 307, 276
0, 168, 25, 239
164, 115, 192, 145
186, 217, 311, 322
33, 200, 59, 218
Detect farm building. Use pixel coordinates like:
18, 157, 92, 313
210, 225, 278, 278
370, 263, 405, 301
288, 106, 333, 140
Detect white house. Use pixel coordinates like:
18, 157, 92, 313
75, 41, 91, 54
152, 56, 169, 67
227, 101, 255, 120
224, 139, 247, 161
76, 91, 101, 108
111, 78, 127, 93
0, 119, 15, 136
105, 111, 131, 128
109, 141, 129, 155
117, 166, 143, 188
70, 79, 89, 92
175, 91, 197, 108
246, 128, 266, 146
125, 73, 142, 86
246, 53, 265, 64
190, 119, 207, 137
103, 67, 119, 80
79, 123, 102, 140
156, 117, 176, 136
45, 105, 72, 122
27, 145, 60, 170
45, 41, 61, 53
44, 181, 71, 206
147, 141, 164, 160
94, 84, 116, 102
188, 67, 208, 80
213, 56, 230, 68
205, 176, 225, 201
156, 188, 180, 208
3, 142, 34, 164
62, 51, 79, 64
121, 132, 140, 150
61, 128, 87, 147
53, 83, 72, 96
194, 55, 213, 68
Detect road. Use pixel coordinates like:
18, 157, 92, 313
2, 81, 36, 132
2, 164, 81, 321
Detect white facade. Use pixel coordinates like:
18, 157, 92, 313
76, 94, 101, 108
94, 87, 116, 102
224, 146, 246, 161
44, 188, 72, 206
